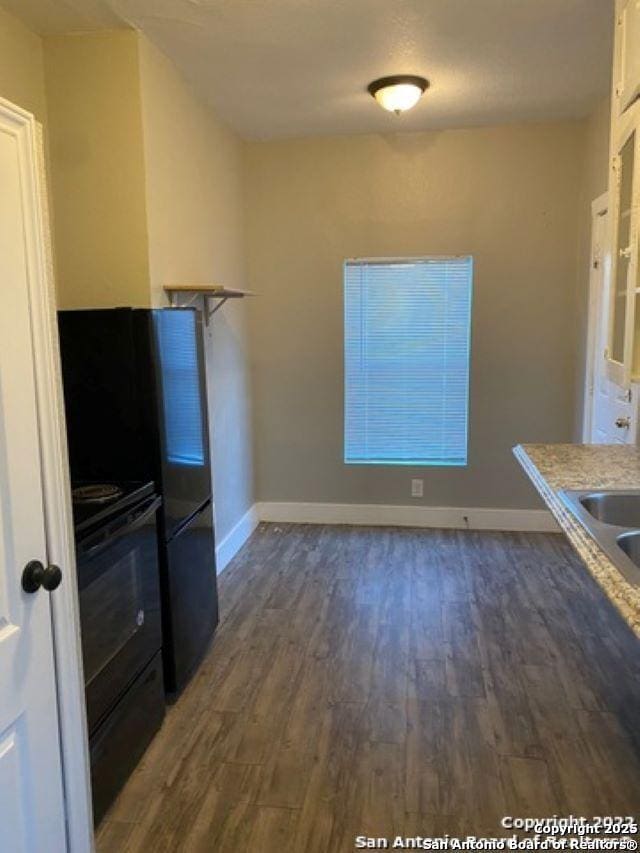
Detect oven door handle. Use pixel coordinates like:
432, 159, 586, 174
79, 496, 162, 560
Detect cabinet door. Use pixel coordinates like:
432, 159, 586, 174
617, 0, 640, 115
607, 123, 639, 385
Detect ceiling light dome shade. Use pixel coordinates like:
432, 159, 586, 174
368, 75, 429, 114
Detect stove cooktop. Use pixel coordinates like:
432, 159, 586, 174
72, 483, 125, 504
71, 480, 156, 535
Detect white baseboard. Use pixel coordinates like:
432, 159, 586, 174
215, 500, 559, 572
256, 501, 559, 533
216, 504, 260, 574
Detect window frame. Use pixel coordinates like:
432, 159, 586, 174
342, 254, 474, 468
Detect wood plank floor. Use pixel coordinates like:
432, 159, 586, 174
97, 524, 640, 852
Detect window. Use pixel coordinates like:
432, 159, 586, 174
155, 310, 205, 467
344, 256, 473, 466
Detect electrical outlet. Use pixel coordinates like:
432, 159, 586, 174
411, 478, 424, 498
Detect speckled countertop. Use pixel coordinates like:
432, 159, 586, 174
514, 443, 640, 637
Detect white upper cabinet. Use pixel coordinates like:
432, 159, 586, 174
606, 118, 639, 385
606, 2, 640, 384
616, 0, 640, 115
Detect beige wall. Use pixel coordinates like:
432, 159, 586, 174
44, 31, 151, 309
0, 5, 46, 122
583, 98, 611, 209
39, 28, 253, 543
574, 97, 611, 439
138, 36, 254, 543
0, 5, 605, 521
245, 122, 586, 509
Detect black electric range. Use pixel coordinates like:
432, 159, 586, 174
71, 479, 165, 824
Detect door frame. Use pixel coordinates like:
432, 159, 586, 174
0, 96, 93, 850
583, 191, 610, 442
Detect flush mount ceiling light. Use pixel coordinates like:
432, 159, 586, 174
368, 75, 429, 115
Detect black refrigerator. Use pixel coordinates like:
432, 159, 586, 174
58, 307, 219, 694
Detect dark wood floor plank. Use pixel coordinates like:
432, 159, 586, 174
334, 739, 406, 848
574, 709, 640, 814
177, 763, 264, 853
405, 698, 449, 815
244, 805, 300, 853
500, 755, 558, 819
456, 698, 506, 829
293, 701, 364, 853
443, 598, 486, 698
97, 524, 640, 853
95, 820, 135, 853
408, 658, 447, 701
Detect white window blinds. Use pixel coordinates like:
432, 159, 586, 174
344, 256, 473, 466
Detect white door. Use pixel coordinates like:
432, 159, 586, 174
0, 106, 68, 849
586, 193, 639, 443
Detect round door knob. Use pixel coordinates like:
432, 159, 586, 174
22, 560, 63, 593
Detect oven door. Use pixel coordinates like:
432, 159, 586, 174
76, 495, 163, 734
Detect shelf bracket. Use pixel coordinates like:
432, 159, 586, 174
167, 291, 228, 325
164, 285, 252, 326
204, 295, 230, 324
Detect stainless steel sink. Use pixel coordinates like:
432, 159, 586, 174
616, 530, 640, 566
559, 489, 640, 587
579, 491, 640, 528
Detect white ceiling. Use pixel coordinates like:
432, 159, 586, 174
4, 0, 614, 140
